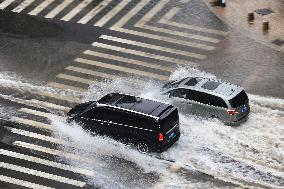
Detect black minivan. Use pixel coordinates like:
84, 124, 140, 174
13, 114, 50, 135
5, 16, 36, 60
67, 93, 180, 153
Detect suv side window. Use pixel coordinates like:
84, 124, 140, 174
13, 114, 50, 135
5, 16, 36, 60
187, 91, 227, 108
211, 97, 228, 108
168, 88, 187, 99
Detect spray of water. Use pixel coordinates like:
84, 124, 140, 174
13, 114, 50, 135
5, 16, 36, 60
35, 67, 284, 188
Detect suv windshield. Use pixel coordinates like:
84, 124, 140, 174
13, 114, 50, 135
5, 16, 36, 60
229, 90, 248, 108
160, 108, 178, 133
162, 78, 187, 89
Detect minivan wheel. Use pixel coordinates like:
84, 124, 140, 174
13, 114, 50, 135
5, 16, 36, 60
137, 141, 149, 153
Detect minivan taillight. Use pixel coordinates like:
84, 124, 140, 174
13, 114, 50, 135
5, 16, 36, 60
158, 134, 164, 142
227, 109, 239, 115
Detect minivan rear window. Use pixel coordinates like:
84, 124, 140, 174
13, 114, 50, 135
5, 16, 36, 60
160, 108, 178, 133
229, 90, 248, 108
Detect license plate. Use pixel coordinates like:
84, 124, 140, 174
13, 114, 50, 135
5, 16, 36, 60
169, 132, 175, 139
242, 106, 248, 113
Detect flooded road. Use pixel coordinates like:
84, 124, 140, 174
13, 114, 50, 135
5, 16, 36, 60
0, 68, 283, 189
0, 0, 283, 188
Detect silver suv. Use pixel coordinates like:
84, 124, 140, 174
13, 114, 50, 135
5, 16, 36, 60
162, 77, 250, 125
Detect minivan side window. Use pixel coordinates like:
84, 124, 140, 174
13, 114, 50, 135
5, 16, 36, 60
82, 107, 103, 120
103, 109, 127, 124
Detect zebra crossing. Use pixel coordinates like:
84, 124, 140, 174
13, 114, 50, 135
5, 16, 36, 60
0, 0, 228, 94
0, 0, 229, 188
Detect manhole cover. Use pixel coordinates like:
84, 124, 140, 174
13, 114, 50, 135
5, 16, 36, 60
271, 39, 284, 46
255, 8, 274, 15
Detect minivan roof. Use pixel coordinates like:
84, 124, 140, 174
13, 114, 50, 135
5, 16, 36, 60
178, 77, 244, 99
97, 93, 174, 119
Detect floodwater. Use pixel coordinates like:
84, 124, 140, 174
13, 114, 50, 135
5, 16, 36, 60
0, 68, 283, 189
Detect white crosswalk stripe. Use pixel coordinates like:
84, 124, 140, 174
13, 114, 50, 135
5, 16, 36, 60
0, 148, 94, 176
19, 107, 60, 119
94, 0, 131, 27
13, 141, 98, 164
28, 0, 56, 16
0, 175, 54, 189
28, 99, 71, 112
83, 50, 175, 72
0, 162, 86, 187
74, 58, 169, 80
0, 0, 15, 10
10, 116, 52, 130
45, 0, 75, 19
48, 82, 86, 92
12, 0, 35, 13
77, 0, 112, 24
36, 91, 81, 104
57, 73, 95, 85
6, 126, 65, 145
100, 35, 206, 59
92, 42, 197, 66
61, 0, 93, 22
65, 65, 126, 81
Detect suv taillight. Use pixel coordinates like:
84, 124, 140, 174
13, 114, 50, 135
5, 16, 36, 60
227, 109, 239, 115
158, 134, 164, 142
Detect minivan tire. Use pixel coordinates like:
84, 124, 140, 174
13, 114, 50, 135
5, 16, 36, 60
137, 141, 150, 153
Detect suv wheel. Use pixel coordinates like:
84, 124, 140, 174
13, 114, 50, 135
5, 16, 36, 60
137, 141, 149, 153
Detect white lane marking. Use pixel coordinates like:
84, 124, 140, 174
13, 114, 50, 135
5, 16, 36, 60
28, 0, 55, 16
111, 0, 150, 28
83, 50, 174, 72
29, 99, 71, 112
19, 108, 64, 120
56, 73, 94, 85
100, 35, 206, 59
0, 175, 54, 189
94, 0, 131, 27
65, 65, 122, 80
0, 148, 94, 177
45, 0, 74, 19
158, 7, 228, 36
48, 82, 86, 92
92, 42, 197, 66
6, 126, 65, 145
36, 91, 81, 104
111, 27, 215, 51
77, 0, 112, 24
0, 162, 86, 187
75, 57, 169, 80
13, 141, 98, 164
10, 117, 52, 130
61, 0, 93, 21
12, 0, 35, 13
0, 0, 15, 10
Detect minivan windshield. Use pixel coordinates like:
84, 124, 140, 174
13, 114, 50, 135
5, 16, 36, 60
160, 108, 178, 133
229, 90, 248, 108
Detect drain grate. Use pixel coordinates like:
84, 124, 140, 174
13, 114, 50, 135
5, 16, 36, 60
271, 39, 284, 46
255, 8, 274, 15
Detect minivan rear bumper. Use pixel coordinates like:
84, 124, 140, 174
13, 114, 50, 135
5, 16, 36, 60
156, 132, 180, 152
